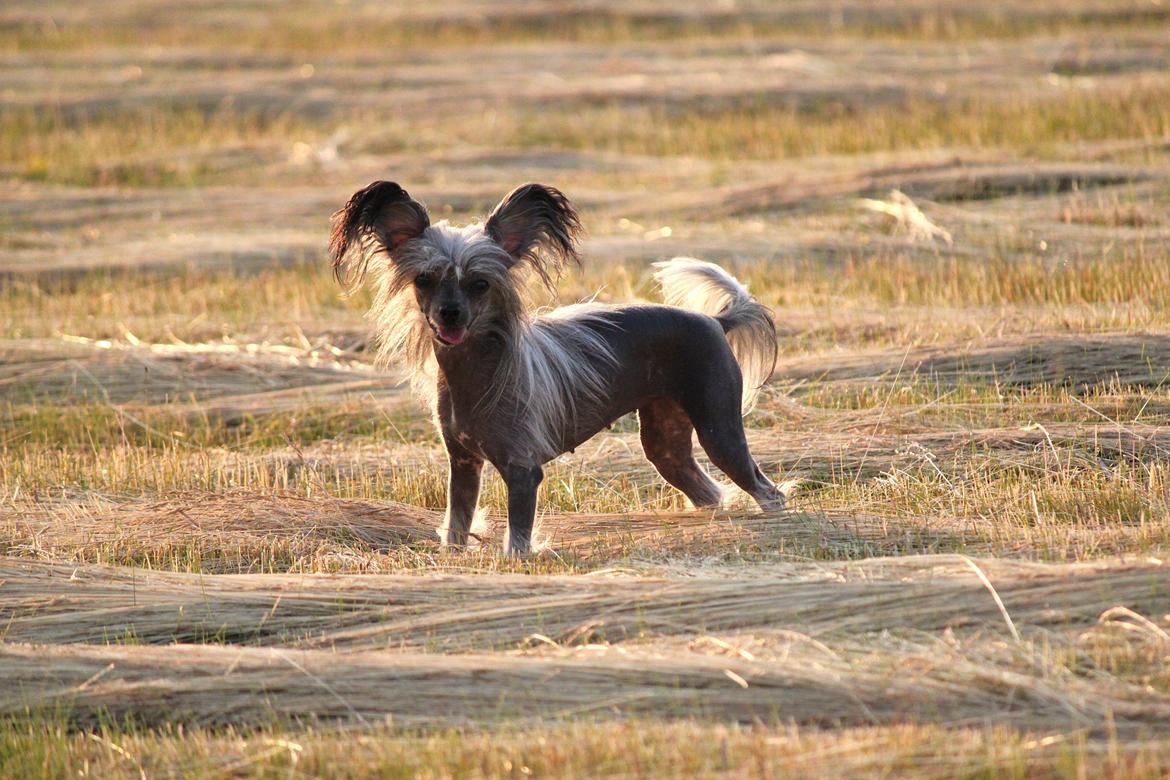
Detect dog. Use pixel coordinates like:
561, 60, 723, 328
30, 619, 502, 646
329, 181, 785, 555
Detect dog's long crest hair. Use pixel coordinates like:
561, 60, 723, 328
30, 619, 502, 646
328, 182, 617, 459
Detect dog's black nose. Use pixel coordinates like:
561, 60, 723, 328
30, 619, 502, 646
438, 304, 462, 324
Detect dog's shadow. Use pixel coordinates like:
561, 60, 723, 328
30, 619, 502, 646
460, 507, 988, 563
20, 491, 988, 571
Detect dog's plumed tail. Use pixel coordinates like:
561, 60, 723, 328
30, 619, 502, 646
653, 257, 777, 412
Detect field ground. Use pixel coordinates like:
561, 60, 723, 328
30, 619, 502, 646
4, 1, 1170, 777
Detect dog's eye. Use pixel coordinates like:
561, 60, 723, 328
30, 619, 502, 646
414, 273, 435, 289
468, 279, 490, 294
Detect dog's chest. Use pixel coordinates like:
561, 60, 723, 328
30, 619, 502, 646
451, 424, 487, 457
440, 399, 550, 465
439, 403, 499, 458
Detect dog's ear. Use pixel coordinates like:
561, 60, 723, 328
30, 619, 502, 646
485, 183, 582, 286
329, 181, 430, 289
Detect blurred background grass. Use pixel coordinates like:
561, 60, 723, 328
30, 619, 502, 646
5, 2, 1170, 777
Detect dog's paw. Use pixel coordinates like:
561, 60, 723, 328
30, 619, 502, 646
778, 478, 801, 500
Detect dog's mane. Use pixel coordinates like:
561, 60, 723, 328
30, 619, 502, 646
505, 305, 617, 459
364, 223, 615, 460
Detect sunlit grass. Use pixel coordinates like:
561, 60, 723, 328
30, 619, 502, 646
4, 718, 1168, 780
0, 438, 686, 516
8, 233, 1170, 344
0, 105, 320, 187
6, 3, 1170, 772
0, 262, 367, 341
5, 80, 1170, 187
479, 81, 1170, 163
5, 2, 1170, 55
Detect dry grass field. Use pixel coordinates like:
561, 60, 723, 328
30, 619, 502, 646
4, 0, 1170, 776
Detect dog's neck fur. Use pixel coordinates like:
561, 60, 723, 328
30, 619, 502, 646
429, 305, 618, 465
425, 308, 535, 452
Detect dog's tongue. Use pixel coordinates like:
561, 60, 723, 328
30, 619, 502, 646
439, 326, 467, 345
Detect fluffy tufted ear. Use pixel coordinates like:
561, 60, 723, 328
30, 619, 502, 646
329, 181, 430, 289
485, 183, 582, 286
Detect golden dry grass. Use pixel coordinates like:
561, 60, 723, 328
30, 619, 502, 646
5, 0, 1170, 777
6, 720, 1169, 780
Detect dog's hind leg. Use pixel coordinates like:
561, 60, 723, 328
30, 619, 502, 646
686, 391, 785, 512
639, 398, 723, 508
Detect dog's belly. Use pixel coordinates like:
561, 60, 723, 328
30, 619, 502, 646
557, 406, 640, 456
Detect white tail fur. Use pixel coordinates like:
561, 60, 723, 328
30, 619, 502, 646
653, 257, 777, 412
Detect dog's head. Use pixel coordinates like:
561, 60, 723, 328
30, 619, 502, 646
329, 182, 581, 347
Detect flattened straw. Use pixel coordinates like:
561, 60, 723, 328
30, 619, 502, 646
857, 189, 953, 245
1097, 606, 1170, 643
275, 650, 370, 726
77, 662, 116, 691
960, 556, 1020, 643
723, 669, 749, 688
1068, 395, 1170, 461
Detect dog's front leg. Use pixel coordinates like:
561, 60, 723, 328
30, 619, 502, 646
441, 449, 483, 548
502, 464, 543, 556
